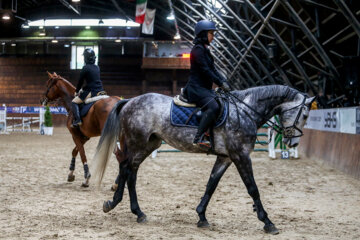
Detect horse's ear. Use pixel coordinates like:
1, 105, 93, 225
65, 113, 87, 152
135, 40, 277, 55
47, 71, 53, 78
53, 72, 58, 77
305, 96, 316, 106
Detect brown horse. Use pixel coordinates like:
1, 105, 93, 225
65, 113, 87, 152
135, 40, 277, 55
40, 72, 126, 187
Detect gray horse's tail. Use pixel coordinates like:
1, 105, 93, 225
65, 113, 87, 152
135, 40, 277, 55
92, 99, 129, 186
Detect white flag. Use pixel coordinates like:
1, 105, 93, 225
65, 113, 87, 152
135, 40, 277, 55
142, 8, 156, 35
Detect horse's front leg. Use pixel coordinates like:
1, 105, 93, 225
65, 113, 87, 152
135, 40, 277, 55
232, 152, 279, 234
196, 156, 232, 227
67, 147, 78, 182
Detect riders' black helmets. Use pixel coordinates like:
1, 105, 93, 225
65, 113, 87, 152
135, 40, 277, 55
83, 48, 96, 64
194, 20, 217, 36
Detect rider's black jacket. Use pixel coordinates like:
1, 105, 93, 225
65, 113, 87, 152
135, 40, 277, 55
184, 43, 226, 103
76, 64, 104, 100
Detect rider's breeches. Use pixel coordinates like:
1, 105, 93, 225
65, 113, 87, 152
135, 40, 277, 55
72, 92, 91, 104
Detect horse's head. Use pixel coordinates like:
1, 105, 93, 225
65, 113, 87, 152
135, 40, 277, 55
40, 72, 63, 106
278, 94, 315, 148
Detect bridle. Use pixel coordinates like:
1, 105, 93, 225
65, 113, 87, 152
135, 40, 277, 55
277, 96, 306, 138
222, 90, 307, 139
42, 77, 58, 106
41, 77, 65, 114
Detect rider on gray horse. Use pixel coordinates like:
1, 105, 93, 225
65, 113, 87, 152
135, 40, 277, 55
183, 20, 231, 148
71, 48, 105, 128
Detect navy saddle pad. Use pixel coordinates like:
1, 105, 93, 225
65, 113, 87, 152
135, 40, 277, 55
79, 102, 96, 118
170, 101, 228, 128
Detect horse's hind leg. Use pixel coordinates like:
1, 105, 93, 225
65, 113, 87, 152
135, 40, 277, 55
196, 156, 232, 228
67, 147, 78, 182
103, 161, 129, 213
127, 165, 147, 223
72, 136, 90, 187
232, 152, 279, 234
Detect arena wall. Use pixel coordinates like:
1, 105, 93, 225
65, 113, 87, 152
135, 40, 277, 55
0, 54, 189, 126
299, 129, 360, 179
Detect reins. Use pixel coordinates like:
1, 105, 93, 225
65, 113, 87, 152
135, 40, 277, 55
218, 90, 306, 142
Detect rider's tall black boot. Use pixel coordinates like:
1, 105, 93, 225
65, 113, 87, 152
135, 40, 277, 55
71, 102, 82, 128
193, 109, 216, 148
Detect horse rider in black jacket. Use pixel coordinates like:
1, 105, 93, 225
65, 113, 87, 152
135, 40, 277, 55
71, 48, 105, 128
183, 20, 231, 149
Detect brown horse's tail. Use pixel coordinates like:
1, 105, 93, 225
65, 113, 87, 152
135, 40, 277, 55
91, 99, 129, 186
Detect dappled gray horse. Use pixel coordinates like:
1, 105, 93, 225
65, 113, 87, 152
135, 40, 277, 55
92, 85, 315, 234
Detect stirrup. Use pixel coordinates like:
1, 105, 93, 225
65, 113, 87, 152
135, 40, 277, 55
71, 121, 82, 128
196, 141, 211, 150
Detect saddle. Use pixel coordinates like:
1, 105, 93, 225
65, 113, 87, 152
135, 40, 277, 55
171, 88, 228, 153
79, 93, 109, 118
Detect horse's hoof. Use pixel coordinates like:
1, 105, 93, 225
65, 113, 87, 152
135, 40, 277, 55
67, 175, 75, 182
81, 182, 89, 188
103, 201, 112, 213
137, 213, 147, 223
264, 224, 279, 235
111, 184, 118, 192
197, 220, 210, 228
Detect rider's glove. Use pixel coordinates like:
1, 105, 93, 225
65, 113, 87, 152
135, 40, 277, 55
221, 81, 231, 92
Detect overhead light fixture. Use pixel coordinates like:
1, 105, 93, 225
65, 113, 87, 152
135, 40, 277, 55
51, 39, 58, 43
29, 18, 140, 27
64, 44, 70, 47
85, 26, 90, 29
108, 26, 113, 29
22, 21, 30, 28
2, 42, 5, 45
55, 26, 59, 29
39, 30, 46, 36
11, 43, 16, 47
2, 13, 11, 20
99, 19, 104, 25
167, 12, 175, 20
39, 26, 43, 29
72, 0, 81, 2
174, 32, 181, 40
115, 39, 121, 43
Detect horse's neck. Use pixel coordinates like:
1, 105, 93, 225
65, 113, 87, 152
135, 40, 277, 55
58, 80, 76, 112
236, 86, 299, 127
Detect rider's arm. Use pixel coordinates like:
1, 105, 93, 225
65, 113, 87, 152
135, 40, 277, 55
192, 46, 225, 87
75, 66, 86, 93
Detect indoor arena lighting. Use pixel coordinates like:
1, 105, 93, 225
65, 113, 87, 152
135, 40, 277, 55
174, 33, 181, 40
51, 39, 58, 43
22, 22, 30, 28
167, 12, 175, 20
2, 13, 10, 20
72, 0, 81, 2
85, 26, 90, 29
182, 53, 190, 58
28, 19, 140, 27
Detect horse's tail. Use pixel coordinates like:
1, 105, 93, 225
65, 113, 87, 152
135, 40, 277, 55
92, 99, 129, 186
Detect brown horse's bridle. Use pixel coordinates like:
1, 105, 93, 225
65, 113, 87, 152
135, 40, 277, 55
41, 77, 58, 106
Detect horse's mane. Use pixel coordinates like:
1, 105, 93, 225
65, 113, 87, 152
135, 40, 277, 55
52, 74, 75, 89
234, 85, 301, 102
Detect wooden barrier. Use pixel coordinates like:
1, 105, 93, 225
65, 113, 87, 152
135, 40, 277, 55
299, 129, 360, 179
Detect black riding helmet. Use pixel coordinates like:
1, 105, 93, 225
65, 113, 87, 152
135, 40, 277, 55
194, 20, 217, 44
83, 48, 96, 64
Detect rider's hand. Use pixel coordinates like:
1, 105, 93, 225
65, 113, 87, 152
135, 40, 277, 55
221, 82, 231, 92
